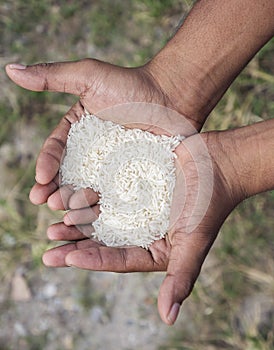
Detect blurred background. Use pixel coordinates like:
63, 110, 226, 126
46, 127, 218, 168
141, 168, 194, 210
0, 1, 273, 349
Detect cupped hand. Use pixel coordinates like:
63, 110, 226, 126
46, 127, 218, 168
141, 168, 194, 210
5, 60, 243, 325
40, 130, 243, 325
5, 59, 199, 206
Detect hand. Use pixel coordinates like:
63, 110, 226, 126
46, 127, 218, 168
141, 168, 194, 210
38, 129, 245, 325
5, 59, 199, 207
46, 115, 274, 325
6, 0, 274, 206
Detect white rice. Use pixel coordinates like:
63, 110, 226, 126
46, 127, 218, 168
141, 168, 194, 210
60, 112, 184, 248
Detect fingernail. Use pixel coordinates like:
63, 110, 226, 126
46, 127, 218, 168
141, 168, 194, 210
167, 303, 181, 325
8, 63, 26, 70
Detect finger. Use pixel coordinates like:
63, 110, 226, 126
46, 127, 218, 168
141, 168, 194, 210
6, 60, 93, 95
29, 180, 59, 205
43, 240, 150, 270
158, 232, 213, 325
63, 205, 100, 226
65, 245, 163, 272
47, 185, 74, 211
43, 243, 77, 267
69, 188, 99, 210
47, 222, 91, 241
35, 102, 84, 185
42, 238, 103, 267
43, 235, 169, 270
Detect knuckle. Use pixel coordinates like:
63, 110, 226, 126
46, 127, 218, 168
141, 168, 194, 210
119, 248, 128, 271
32, 63, 51, 90
166, 271, 195, 302
178, 274, 196, 300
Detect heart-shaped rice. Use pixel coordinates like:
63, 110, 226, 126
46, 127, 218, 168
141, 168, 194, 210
60, 113, 183, 248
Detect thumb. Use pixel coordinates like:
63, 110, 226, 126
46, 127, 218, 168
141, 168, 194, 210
5, 59, 95, 95
158, 233, 212, 325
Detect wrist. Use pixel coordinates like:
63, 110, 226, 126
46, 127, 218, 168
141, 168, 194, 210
207, 130, 249, 206
233, 120, 274, 198
209, 120, 274, 203
144, 56, 210, 132
144, 0, 274, 133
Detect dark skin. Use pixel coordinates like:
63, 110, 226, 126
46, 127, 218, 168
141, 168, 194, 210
5, 0, 274, 324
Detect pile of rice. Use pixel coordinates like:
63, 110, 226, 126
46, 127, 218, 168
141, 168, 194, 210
60, 112, 183, 248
